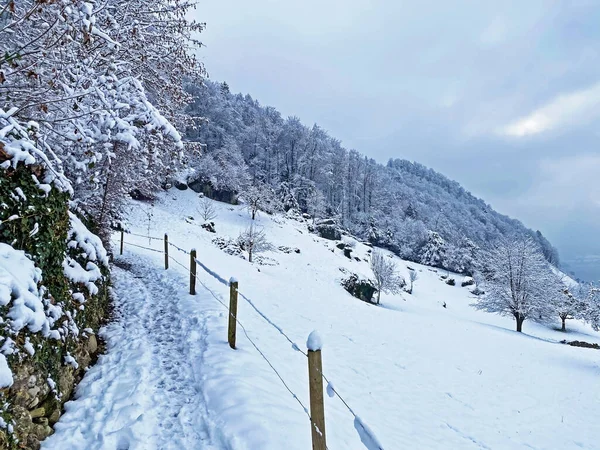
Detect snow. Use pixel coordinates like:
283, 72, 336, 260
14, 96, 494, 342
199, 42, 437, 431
0, 354, 13, 388
24, 338, 35, 356
64, 353, 79, 369
63, 212, 108, 295
354, 416, 384, 450
326, 381, 336, 398
0, 243, 47, 333
0, 108, 72, 193
307, 330, 323, 351
43, 190, 600, 449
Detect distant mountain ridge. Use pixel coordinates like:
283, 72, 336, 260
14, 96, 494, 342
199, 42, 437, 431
183, 80, 559, 274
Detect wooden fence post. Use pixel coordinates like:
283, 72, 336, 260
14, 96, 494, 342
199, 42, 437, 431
228, 278, 239, 349
307, 333, 326, 450
190, 249, 197, 295
120, 230, 124, 255
164, 234, 169, 270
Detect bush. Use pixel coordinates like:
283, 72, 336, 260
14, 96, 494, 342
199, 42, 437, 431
461, 276, 475, 287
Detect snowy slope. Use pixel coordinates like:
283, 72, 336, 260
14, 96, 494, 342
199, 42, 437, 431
45, 189, 600, 450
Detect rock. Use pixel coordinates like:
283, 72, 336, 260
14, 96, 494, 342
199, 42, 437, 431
336, 242, 345, 250
11, 405, 50, 449
49, 409, 61, 425
33, 417, 48, 426
316, 224, 341, 241
445, 278, 456, 286
30, 407, 45, 419
28, 375, 37, 389
27, 386, 40, 398
343, 247, 352, 259
342, 274, 377, 303
354, 256, 362, 262
27, 397, 39, 410
129, 189, 154, 202
174, 181, 188, 190
87, 334, 98, 354
188, 179, 237, 204
58, 366, 75, 401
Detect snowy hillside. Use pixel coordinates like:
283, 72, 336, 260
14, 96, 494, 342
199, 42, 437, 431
44, 190, 600, 450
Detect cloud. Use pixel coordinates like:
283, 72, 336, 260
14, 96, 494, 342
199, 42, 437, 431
501, 81, 600, 137
479, 16, 508, 46
514, 154, 600, 211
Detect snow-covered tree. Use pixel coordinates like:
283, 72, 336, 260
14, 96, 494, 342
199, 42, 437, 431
581, 285, 600, 331
407, 269, 419, 294
237, 224, 272, 263
419, 231, 446, 267
1, 0, 205, 240
370, 250, 404, 305
244, 183, 277, 220
472, 238, 559, 332
553, 284, 586, 332
198, 197, 217, 222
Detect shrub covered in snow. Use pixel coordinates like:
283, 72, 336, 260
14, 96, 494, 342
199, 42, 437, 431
445, 278, 456, 286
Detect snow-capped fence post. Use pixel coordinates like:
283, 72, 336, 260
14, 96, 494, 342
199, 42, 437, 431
120, 230, 124, 255
228, 278, 239, 349
190, 249, 197, 295
164, 234, 169, 270
307, 331, 327, 450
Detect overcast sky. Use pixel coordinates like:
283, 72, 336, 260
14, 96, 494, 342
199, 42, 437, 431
192, 1, 600, 281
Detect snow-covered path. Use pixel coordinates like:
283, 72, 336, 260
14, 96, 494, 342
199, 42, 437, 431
42, 255, 224, 450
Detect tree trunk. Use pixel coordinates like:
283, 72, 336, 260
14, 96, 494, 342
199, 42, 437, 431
561, 317, 566, 332
516, 315, 525, 332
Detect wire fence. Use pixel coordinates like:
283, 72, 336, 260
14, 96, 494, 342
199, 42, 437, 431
115, 229, 383, 450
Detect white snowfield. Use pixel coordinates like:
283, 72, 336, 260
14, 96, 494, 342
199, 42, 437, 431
43, 190, 600, 450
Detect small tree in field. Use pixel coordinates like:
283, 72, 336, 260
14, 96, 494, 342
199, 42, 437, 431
237, 224, 272, 263
370, 249, 404, 304
553, 282, 586, 332
198, 196, 217, 221
407, 270, 419, 294
472, 238, 558, 332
